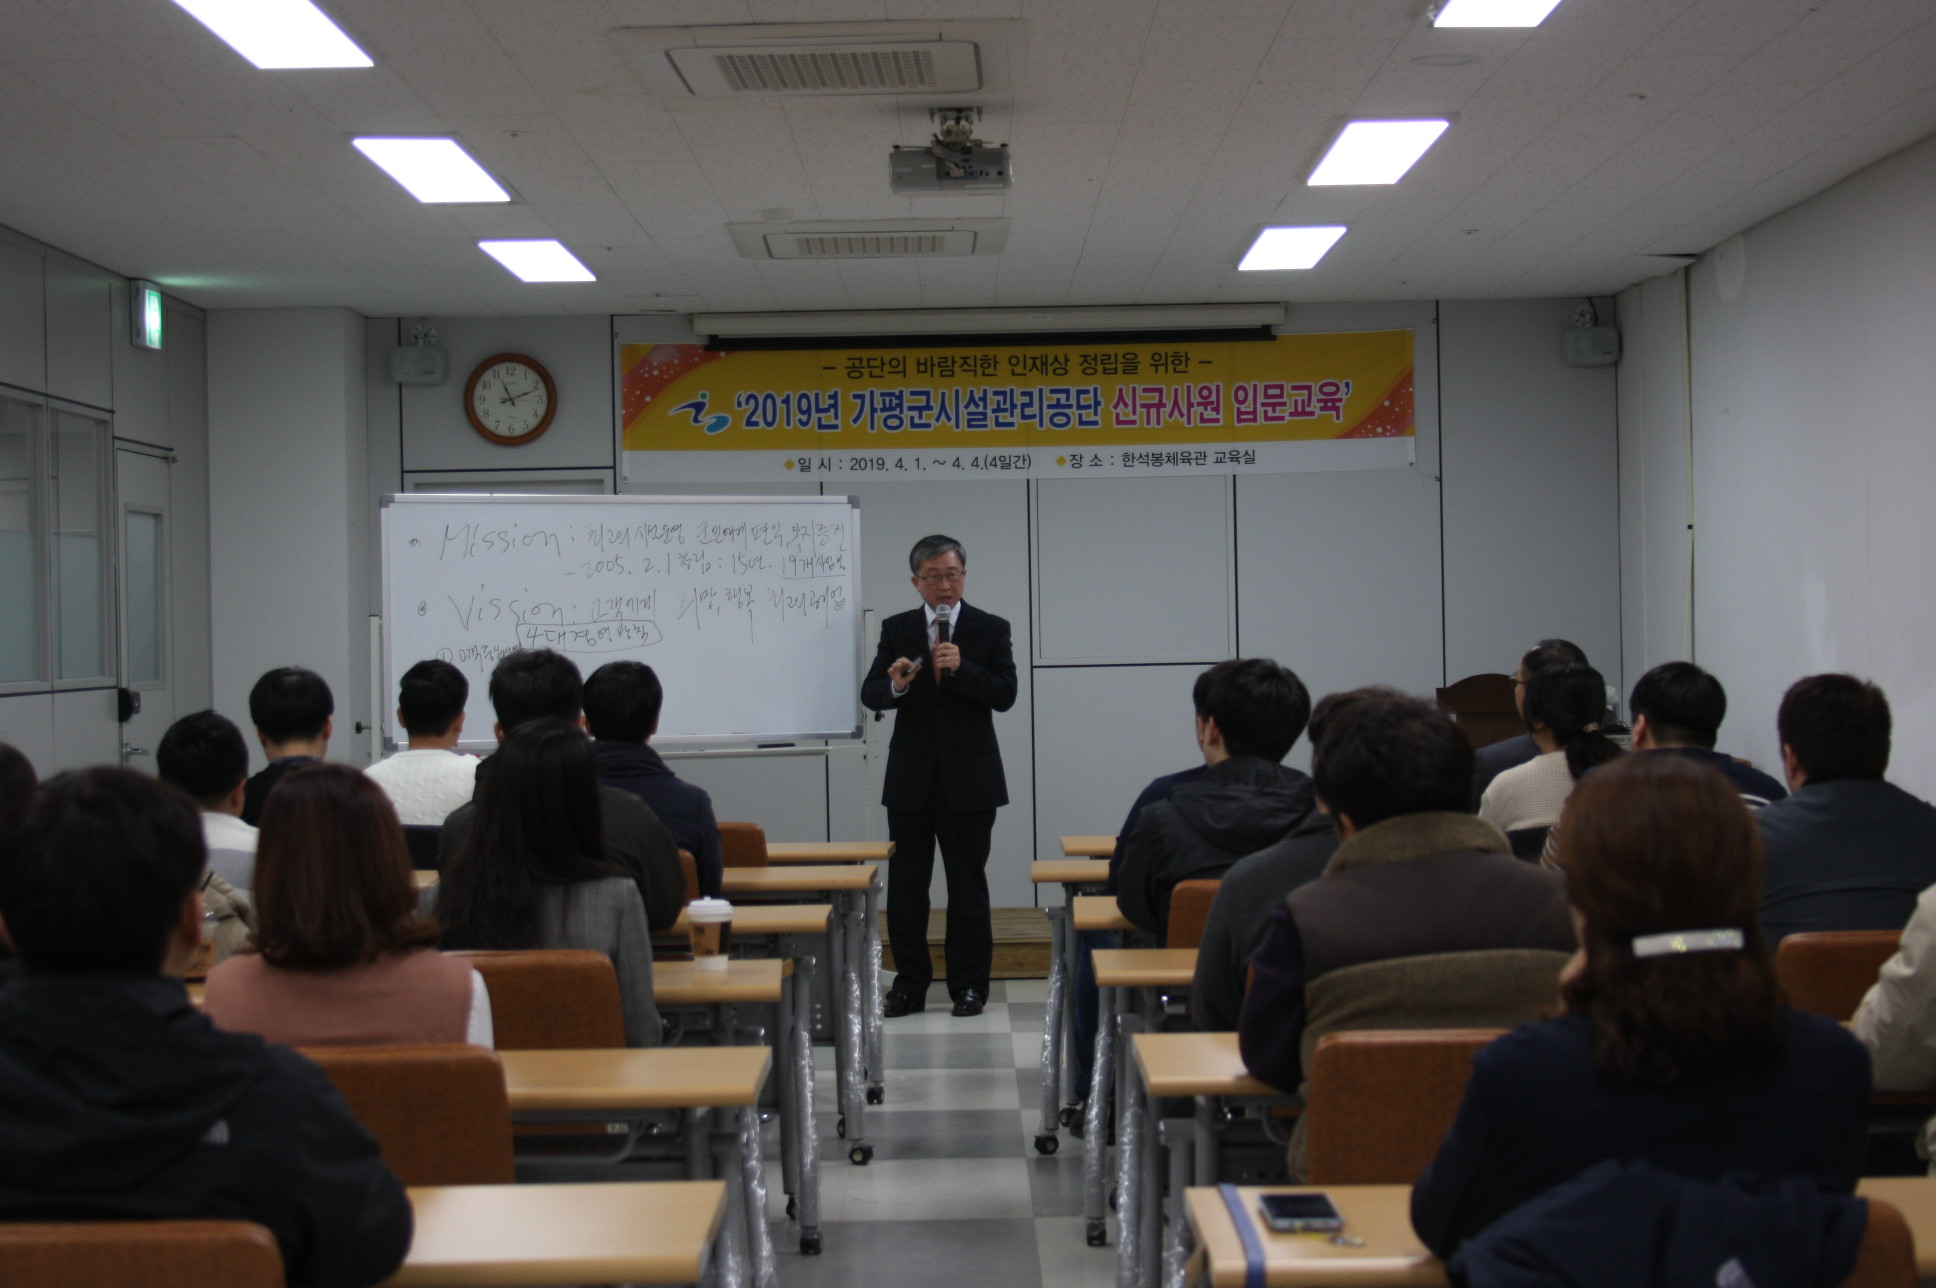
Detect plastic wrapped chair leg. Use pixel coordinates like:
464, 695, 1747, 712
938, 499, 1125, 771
739, 1105, 777, 1288
793, 956, 824, 1253
1036, 920, 1067, 1151
1115, 1062, 1147, 1288
1083, 986, 1116, 1246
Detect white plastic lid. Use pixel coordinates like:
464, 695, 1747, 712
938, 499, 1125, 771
687, 898, 734, 923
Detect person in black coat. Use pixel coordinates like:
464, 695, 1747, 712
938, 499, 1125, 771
584, 660, 726, 900
861, 534, 1017, 1017
0, 768, 410, 1288
1412, 754, 1870, 1259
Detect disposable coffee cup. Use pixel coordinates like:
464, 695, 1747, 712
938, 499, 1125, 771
687, 898, 734, 970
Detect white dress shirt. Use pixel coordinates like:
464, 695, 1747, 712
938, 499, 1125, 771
891, 601, 963, 699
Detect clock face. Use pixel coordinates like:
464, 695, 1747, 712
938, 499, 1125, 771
466, 354, 556, 445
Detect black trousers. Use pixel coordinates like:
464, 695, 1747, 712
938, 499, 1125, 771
887, 776, 996, 1000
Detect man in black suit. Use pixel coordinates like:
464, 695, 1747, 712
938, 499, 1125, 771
862, 534, 1018, 1018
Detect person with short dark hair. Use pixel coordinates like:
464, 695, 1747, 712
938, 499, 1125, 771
0, 768, 412, 1288
1757, 674, 1936, 944
205, 764, 491, 1048
158, 709, 258, 893
436, 649, 685, 933
365, 659, 480, 826
241, 666, 334, 825
584, 661, 726, 900
1478, 662, 1623, 841
1628, 661, 1785, 807
1239, 692, 1575, 1175
1412, 755, 1868, 1259
1472, 639, 1588, 804
435, 720, 659, 1047
1117, 658, 1318, 940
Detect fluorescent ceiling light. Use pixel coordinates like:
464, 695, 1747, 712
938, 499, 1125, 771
478, 240, 596, 283
1309, 120, 1451, 186
168, 0, 373, 69
353, 138, 510, 203
1238, 227, 1347, 272
693, 303, 1287, 338
1432, 0, 1566, 27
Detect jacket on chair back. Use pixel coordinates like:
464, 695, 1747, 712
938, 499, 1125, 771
860, 602, 1017, 812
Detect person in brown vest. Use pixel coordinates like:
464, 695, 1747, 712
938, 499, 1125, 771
205, 764, 491, 1047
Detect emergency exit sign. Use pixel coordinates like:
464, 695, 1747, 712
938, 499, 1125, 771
131, 280, 163, 350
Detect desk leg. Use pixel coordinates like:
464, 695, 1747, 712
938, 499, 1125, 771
826, 900, 851, 1142
838, 892, 872, 1164
1082, 983, 1117, 1246
1194, 1097, 1216, 1190
1158, 1116, 1193, 1288
775, 964, 800, 1212
792, 954, 823, 1254
709, 1123, 750, 1288
1061, 883, 1084, 1127
1115, 1042, 1147, 1288
1036, 903, 1067, 1152
737, 1104, 778, 1288
863, 871, 885, 1105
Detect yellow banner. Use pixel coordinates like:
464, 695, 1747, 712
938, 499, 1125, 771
619, 332, 1413, 482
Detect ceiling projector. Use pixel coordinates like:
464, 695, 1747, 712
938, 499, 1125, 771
890, 107, 1011, 195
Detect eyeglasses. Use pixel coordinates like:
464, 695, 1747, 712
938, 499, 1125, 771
916, 570, 965, 585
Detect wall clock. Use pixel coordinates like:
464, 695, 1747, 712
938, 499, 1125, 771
465, 353, 557, 446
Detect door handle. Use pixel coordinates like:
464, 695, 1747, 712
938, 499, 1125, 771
122, 745, 150, 759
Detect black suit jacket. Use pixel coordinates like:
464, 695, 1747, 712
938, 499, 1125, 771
860, 602, 1017, 812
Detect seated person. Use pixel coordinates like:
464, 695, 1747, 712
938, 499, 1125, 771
364, 658, 479, 827
1478, 661, 1622, 837
1117, 658, 1318, 941
1413, 755, 1869, 1257
1628, 660, 1785, 807
584, 660, 724, 899
157, 709, 259, 893
1472, 638, 1588, 804
241, 666, 333, 826
1759, 674, 1936, 944
0, 768, 410, 1288
205, 764, 491, 1048
434, 719, 660, 1047
1239, 691, 1574, 1175
1191, 692, 1373, 1032
439, 648, 683, 932
1852, 869, 1936, 1147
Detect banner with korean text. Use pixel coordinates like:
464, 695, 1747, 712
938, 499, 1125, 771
618, 331, 1413, 484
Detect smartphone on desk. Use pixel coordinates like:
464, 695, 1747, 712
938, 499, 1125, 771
1258, 1192, 1344, 1234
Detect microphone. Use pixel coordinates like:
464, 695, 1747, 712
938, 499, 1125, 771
935, 603, 953, 645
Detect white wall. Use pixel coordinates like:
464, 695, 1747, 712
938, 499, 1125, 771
1621, 134, 1936, 789
1615, 272, 1692, 694
208, 307, 369, 770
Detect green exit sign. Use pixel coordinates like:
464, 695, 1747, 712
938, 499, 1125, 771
131, 280, 163, 351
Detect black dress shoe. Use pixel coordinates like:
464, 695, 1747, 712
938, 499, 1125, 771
884, 989, 926, 1018
951, 989, 987, 1018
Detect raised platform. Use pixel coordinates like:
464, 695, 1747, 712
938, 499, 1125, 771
880, 907, 1051, 979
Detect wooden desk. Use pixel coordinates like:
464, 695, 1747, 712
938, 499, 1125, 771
764, 841, 893, 865
654, 958, 785, 1006
1074, 894, 1136, 933
387, 1180, 726, 1287
667, 903, 833, 938
500, 1046, 770, 1113
1859, 1178, 1936, 1277
1133, 1031, 1278, 1099
1033, 858, 1113, 885
720, 864, 879, 895
1185, 1185, 1440, 1288
413, 871, 439, 889
1062, 835, 1117, 859
1094, 947, 1198, 989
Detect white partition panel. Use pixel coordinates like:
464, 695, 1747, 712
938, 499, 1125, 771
1030, 663, 1207, 873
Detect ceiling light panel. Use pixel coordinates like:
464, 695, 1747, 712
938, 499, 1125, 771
478, 240, 596, 283
1431, 0, 1566, 28
353, 139, 510, 203
1309, 120, 1451, 186
1238, 227, 1348, 271
168, 0, 373, 69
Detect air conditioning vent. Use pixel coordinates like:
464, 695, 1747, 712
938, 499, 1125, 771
731, 219, 1009, 261
678, 45, 970, 95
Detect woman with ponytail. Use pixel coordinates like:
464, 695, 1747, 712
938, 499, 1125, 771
1479, 661, 1622, 835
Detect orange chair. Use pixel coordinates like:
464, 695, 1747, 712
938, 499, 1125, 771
1845, 1198, 1916, 1288
719, 820, 768, 868
453, 948, 627, 1049
678, 848, 699, 905
303, 1043, 515, 1185
1303, 1028, 1502, 1184
1166, 879, 1220, 949
0, 1221, 282, 1288
1776, 930, 1901, 1021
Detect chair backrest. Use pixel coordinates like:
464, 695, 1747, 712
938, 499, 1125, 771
677, 848, 698, 904
302, 1043, 514, 1185
0, 1221, 283, 1288
1304, 1028, 1503, 1184
1776, 930, 1902, 1021
1844, 1198, 1916, 1288
452, 948, 627, 1049
1435, 673, 1521, 750
1166, 879, 1221, 949
401, 824, 442, 871
719, 820, 768, 868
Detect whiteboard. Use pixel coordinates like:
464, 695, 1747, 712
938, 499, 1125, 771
379, 494, 861, 749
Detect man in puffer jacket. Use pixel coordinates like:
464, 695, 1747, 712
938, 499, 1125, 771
1117, 658, 1316, 941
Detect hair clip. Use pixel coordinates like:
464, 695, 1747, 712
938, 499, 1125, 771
1631, 929, 1744, 959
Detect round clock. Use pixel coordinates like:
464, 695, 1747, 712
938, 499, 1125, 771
465, 353, 557, 446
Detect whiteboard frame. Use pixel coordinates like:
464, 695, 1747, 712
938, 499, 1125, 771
378, 492, 864, 752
